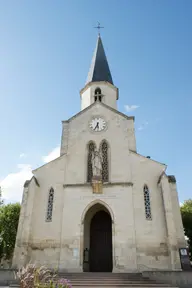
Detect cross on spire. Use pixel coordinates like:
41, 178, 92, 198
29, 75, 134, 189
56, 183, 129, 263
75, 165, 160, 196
94, 22, 104, 36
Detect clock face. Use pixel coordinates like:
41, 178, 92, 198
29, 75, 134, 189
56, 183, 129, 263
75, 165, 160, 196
90, 117, 106, 132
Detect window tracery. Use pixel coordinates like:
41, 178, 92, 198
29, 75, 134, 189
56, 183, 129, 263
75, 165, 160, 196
101, 141, 109, 182
46, 187, 54, 222
87, 142, 96, 182
143, 185, 152, 220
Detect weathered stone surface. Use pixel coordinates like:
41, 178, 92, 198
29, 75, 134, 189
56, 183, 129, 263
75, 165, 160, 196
12, 38, 186, 273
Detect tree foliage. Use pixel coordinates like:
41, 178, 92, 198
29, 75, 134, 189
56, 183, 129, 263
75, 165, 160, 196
181, 199, 192, 260
0, 202, 21, 260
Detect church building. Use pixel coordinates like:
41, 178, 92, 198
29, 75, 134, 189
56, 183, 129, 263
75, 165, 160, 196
12, 34, 186, 272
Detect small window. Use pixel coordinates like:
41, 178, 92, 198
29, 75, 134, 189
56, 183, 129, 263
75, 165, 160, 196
94, 96, 97, 102
99, 95, 102, 102
95, 88, 101, 95
143, 185, 152, 220
46, 187, 54, 222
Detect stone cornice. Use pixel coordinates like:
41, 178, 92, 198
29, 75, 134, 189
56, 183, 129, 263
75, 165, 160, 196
24, 176, 40, 188
130, 150, 167, 167
62, 101, 134, 123
157, 173, 176, 184
158, 171, 166, 184
80, 81, 118, 99
63, 182, 133, 188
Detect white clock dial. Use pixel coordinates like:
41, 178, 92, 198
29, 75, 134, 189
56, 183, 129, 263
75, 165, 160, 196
90, 117, 106, 132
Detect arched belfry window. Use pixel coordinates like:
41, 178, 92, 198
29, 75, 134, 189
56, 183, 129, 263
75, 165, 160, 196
46, 187, 54, 222
95, 87, 101, 95
143, 185, 152, 220
87, 142, 96, 182
101, 141, 109, 182
94, 88, 102, 102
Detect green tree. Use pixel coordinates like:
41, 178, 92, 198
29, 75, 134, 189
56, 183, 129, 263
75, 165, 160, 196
0, 203, 21, 260
181, 199, 192, 260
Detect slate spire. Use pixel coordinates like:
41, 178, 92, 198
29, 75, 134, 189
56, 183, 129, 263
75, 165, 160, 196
86, 35, 113, 85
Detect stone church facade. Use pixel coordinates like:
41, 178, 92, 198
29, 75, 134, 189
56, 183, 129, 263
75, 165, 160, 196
12, 35, 186, 272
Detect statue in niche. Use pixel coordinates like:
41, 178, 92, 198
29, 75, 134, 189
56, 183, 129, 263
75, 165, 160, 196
91, 149, 102, 178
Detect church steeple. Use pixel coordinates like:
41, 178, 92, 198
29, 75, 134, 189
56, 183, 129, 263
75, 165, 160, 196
80, 34, 118, 111
86, 35, 113, 85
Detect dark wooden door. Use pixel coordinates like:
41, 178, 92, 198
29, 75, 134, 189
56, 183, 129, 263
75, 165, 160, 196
90, 210, 112, 272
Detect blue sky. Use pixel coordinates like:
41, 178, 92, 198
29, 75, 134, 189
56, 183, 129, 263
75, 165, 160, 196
0, 0, 192, 203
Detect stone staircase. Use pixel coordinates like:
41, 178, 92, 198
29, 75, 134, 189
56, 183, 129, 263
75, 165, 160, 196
9, 272, 179, 288
56, 272, 179, 287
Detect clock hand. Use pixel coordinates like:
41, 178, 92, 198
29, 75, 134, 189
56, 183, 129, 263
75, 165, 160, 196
94, 122, 99, 130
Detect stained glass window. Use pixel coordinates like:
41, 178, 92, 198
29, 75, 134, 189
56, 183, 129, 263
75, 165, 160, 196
87, 142, 95, 182
101, 141, 109, 182
144, 185, 152, 220
46, 187, 54, 222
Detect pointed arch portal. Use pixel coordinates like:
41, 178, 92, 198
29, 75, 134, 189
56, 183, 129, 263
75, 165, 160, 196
82, 202, 113, 272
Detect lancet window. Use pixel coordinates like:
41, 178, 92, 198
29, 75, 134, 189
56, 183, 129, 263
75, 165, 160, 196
101, 141, 109, 182
143, 185, 152, 220
46, 187, 54, 222
87, 142, 96, 182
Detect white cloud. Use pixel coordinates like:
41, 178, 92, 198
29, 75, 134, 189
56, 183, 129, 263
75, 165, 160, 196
19, 153, 27, 158
42, 146, 60, 163
0, 164, 33, 203
0, 147, 60, 203
124, 105, 139, 112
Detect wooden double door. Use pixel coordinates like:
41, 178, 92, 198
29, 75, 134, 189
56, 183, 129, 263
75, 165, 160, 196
90, 210, 112, 272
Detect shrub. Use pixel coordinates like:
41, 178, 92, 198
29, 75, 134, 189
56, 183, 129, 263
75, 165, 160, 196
15, 263, 72, 288
57, 278, 72, 288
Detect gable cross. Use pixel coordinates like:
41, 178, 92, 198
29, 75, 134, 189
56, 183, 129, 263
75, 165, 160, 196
94, 22, 104, 36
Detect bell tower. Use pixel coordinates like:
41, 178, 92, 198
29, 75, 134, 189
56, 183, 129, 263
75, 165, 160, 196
80, 35, 118, 110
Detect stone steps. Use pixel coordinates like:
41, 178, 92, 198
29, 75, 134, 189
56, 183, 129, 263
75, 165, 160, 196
10, 284, 178, 288
9, 272, 179, 288
56, 273, 177, 287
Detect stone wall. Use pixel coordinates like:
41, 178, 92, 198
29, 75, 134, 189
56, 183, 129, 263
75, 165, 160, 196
12, 98, 185, 272
142, 271, 192, 288
80, 81, 118, 110
0, 269, 16, 286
